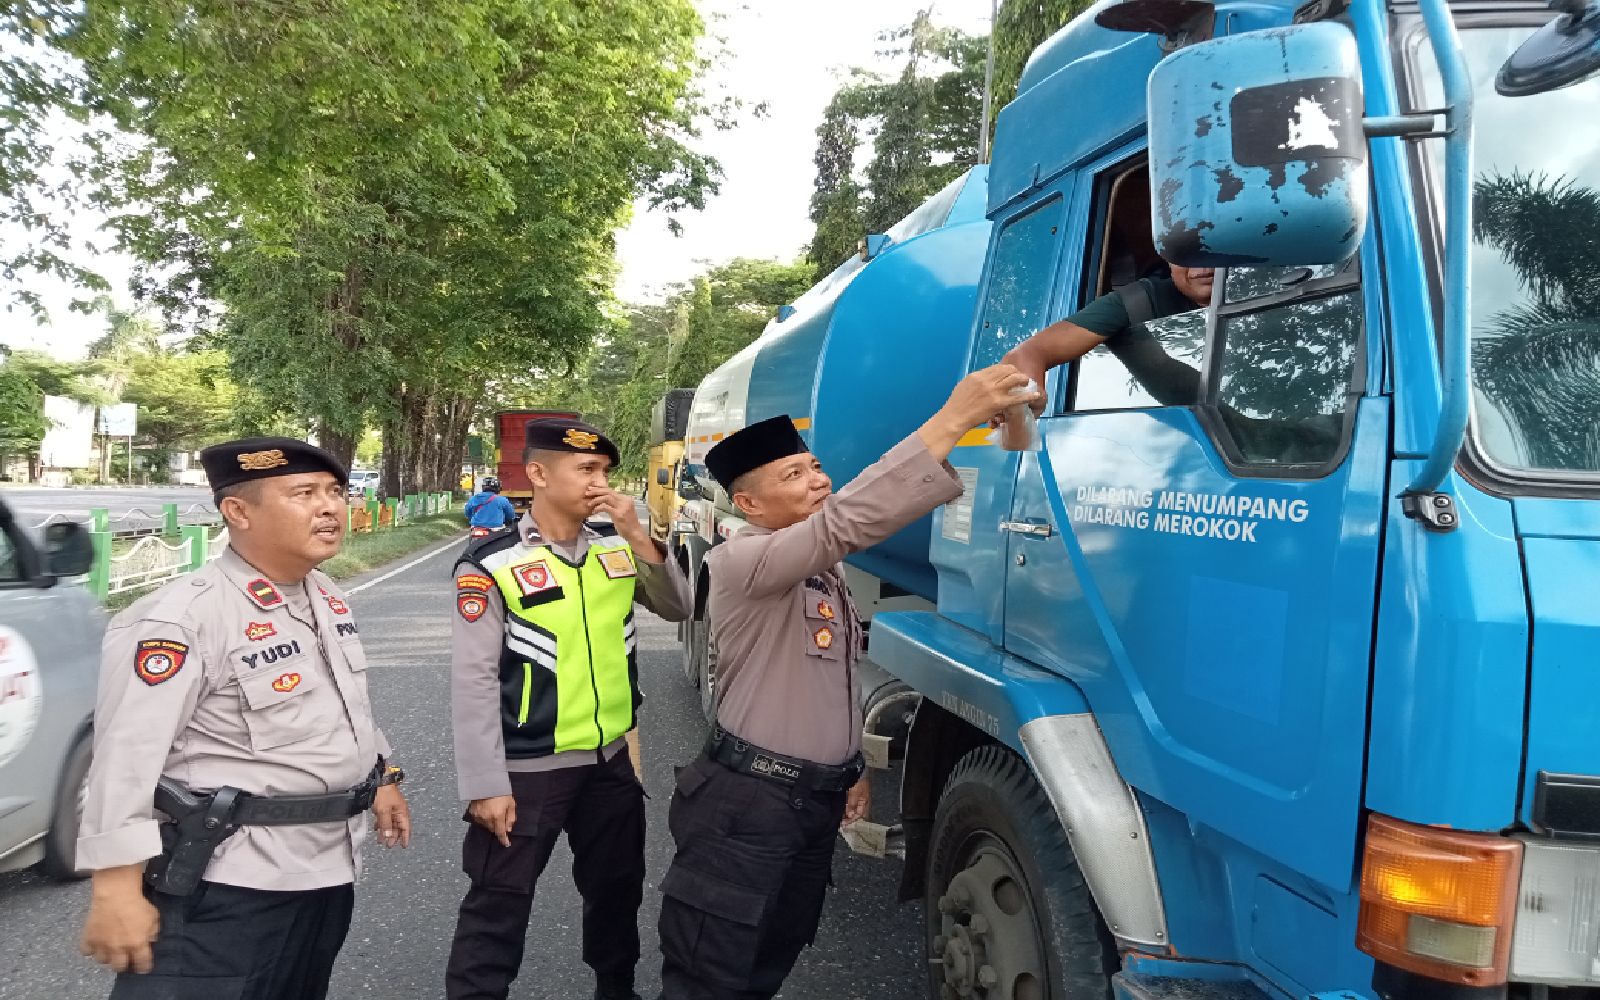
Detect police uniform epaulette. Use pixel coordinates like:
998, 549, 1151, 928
459, 527, 521, 570
110, 562, 220, 628
585, 519, 620, 538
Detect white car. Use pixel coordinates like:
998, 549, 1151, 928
347, 470, 381, 499
0, 497, 101, 878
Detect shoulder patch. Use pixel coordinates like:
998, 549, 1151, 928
134, 638, 189, 686
457, 592, 489, 623
457, 572, 493, 593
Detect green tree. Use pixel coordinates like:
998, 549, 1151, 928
0, 2, 109, 317
992, 0, 1092, 113
65, 0, 721, 494
803, 12, 987, 275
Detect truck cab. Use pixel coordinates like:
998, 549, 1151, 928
678, 1, 1600, 997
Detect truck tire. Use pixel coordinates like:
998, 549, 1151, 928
925, 745, 1115, 1000
686, 614, 719, 724
680, 618, 700, 686
40, 733, 92, 881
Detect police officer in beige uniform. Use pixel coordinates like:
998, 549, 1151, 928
76, 437, 411, 1000
447, 418, 690, 1000
655, 365, 1037, 999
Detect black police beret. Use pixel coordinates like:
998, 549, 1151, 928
705, 415, 810, 491
523, 418, 621, 467
200, 437, 347, 496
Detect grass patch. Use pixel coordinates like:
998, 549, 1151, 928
320, 513, 467, 581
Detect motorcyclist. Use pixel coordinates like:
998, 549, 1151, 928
464, 477, 518, 535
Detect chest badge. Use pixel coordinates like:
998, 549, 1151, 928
271, 672, 302, 693
325, 595, 349, 615
245, 621, 276, 642
816, 599, 836, 621
813, 625, 835, 650
513, 560, 557, 597
245, 578, 284, 609
597, 549, 636, 580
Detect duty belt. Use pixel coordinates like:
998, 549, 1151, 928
705, 727, 865, 794
145, 759, 391, 896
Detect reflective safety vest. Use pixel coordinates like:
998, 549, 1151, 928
471, 530, 639, 759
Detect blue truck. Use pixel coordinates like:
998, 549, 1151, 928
672, 0, 1600, 996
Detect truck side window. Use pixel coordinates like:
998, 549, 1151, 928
1069, 161, 1207, 412
1210, 262, 1363, 469
0, 524, 22, 582
971, 196, 1065, 369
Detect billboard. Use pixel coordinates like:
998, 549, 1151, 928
38, 396, 94, 469
96, 403, 137, 437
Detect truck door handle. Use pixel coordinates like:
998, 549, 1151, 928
999, 520, 1054, 538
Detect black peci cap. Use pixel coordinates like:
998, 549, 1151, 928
705, 415, 810, 491
523, 417, 621, 467
200, 437, 347, 497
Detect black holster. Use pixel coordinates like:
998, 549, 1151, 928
145, 779, 243, 897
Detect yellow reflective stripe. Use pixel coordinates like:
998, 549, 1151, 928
955, 426, 994, 448
519, 661, 533, 725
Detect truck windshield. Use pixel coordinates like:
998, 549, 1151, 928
1406, 25, 1600, 478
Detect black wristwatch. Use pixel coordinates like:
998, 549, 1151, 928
378, 761, 405, 787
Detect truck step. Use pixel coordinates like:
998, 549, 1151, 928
1114, 972, 1274, 1000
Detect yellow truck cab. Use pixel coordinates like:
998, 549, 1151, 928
645, 389, 693, 544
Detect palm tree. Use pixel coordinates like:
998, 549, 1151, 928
1471, 171, 1600, 472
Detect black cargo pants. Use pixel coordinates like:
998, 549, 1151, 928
445, 749, 647, 1000
656, 754, 847, 1000
108, 881, 354, 1000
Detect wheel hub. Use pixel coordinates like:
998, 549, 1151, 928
933, 849, 1046, 1000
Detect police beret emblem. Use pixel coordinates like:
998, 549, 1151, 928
563, 429, 600, 451
237, 449, 289, 471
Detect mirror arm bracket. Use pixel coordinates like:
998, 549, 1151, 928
1403, 0, 1476, 501
1362, 113, 1441, 137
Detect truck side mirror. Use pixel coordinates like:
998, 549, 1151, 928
656, 468, 671, 486
43, 522, 95, 578
1148, 22, 1368, 266
677, 475, 705, 501
858, 233, 893, 262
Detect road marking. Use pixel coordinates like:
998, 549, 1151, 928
347, 536, 464, 595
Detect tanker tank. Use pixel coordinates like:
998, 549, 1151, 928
682, 165, 992, 601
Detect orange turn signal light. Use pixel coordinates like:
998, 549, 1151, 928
1356, 814, 1523, 986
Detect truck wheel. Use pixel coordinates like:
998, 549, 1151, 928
680, 618, 700, 687
925, 745, 1115, 1000
688, 614, 719, 724
40, 733, 92, 881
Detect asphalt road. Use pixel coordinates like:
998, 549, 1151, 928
0, 534, 925, 999
1, 486, 217, 531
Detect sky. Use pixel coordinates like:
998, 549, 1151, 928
2, 1, 994, 361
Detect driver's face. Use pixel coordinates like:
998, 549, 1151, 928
1171, 266, 1216, 306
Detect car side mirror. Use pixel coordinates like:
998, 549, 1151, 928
656, 469, 671, 486
1147, 21, 1369, 266
43, 522, 95, 578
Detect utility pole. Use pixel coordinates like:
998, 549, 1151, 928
979, 0, 999, 163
